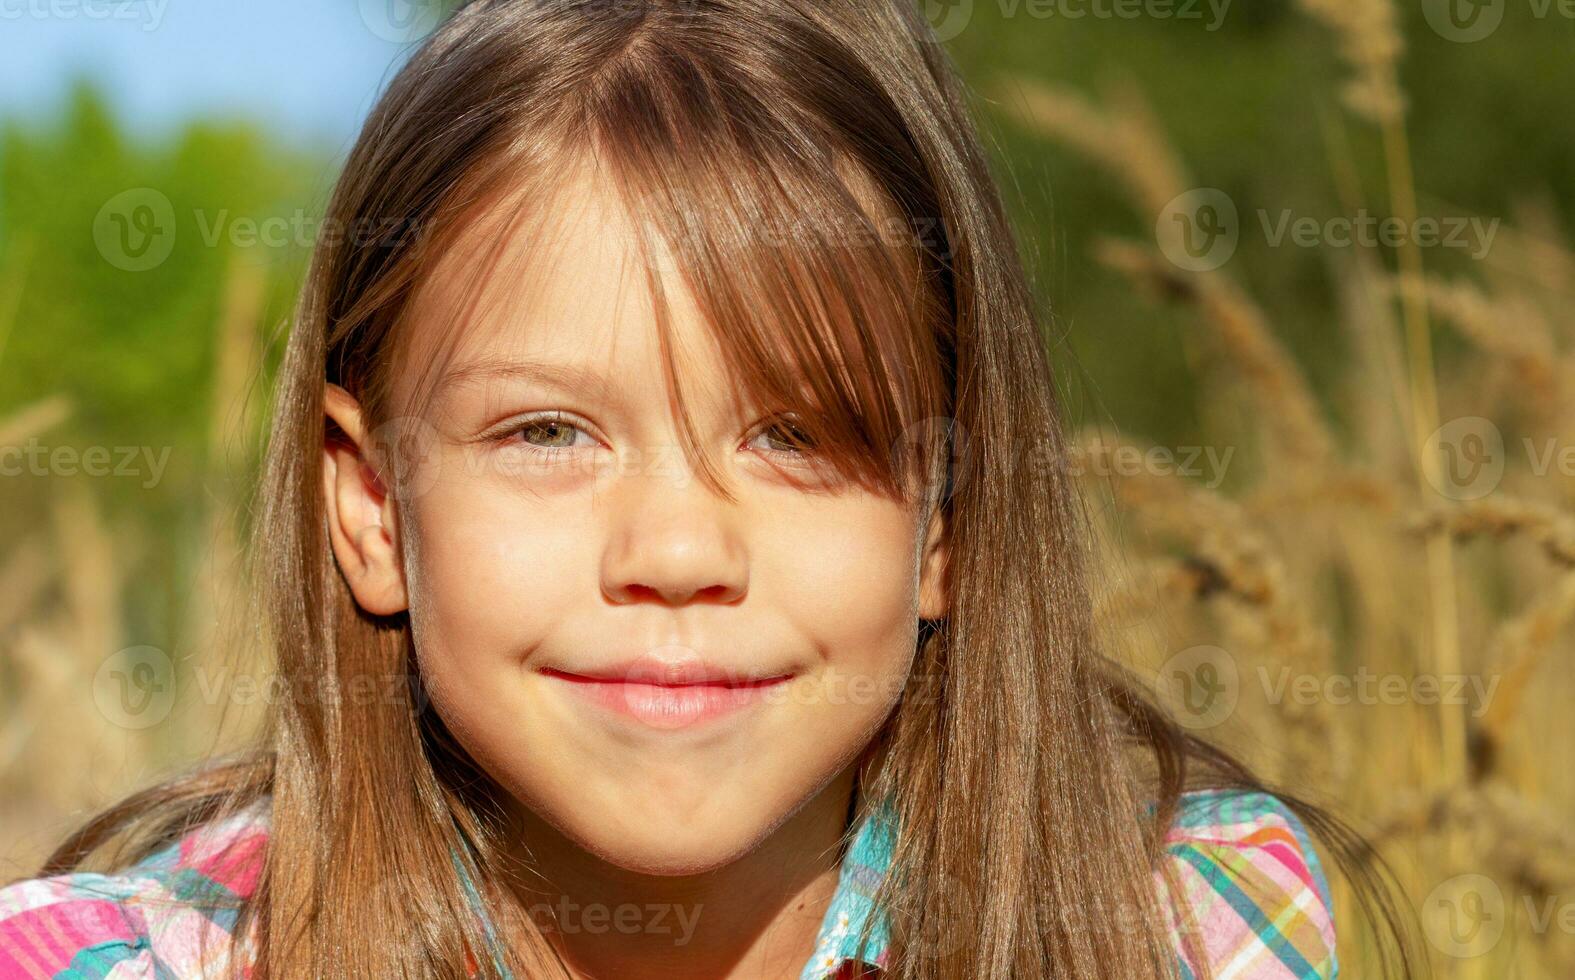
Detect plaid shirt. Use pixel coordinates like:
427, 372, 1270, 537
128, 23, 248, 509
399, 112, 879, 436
801, 788, 1337, 979
0, 789, 1334, 978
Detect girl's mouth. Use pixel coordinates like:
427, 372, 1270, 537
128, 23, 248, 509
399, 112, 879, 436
540, 669, 793, 730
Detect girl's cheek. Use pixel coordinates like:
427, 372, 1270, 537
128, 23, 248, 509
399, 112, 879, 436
762, 496, 920, 661
406, 469, 595, 658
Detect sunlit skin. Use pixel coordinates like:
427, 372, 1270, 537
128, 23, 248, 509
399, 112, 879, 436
321, 163, 948, 979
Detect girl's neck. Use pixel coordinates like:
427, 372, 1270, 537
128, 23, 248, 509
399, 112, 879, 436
502, 766, 858, 980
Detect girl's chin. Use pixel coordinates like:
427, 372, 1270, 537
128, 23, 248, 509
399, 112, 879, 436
562, 820, 776, 876
528, 775, 842, 874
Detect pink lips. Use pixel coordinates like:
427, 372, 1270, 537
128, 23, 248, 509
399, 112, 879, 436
541, 650, 793, 731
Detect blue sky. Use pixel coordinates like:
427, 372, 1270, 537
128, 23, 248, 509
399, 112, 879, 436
0, 0, 436, 150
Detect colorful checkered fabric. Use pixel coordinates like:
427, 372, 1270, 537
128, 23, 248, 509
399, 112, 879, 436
0, 789, 1333, 979
799, 788, 1336, 979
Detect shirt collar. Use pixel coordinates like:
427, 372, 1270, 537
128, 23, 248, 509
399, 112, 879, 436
799, 796, 899, 979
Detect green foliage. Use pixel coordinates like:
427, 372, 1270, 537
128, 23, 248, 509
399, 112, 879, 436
950, 4, 1574, 443
0, 9, 1569, 648
0, 77, 319, 646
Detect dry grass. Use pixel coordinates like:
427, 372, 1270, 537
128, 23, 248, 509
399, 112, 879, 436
994, 4, 1575, 973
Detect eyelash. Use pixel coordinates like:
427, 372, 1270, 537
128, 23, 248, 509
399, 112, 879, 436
491, 412, 816, 463
749, 416, 816, 461
498, 411, 593, 456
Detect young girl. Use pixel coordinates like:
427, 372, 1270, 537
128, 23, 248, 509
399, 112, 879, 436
0, 1, 1414, 977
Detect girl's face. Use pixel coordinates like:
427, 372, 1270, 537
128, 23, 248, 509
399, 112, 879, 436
323, 168, 947, 875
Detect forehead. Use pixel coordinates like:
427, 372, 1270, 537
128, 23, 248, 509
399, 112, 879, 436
390, 159, 722, 414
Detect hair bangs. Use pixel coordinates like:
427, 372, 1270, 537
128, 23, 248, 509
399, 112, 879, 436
581, 60, 955, 507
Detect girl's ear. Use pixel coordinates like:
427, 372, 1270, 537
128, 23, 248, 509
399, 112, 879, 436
322, 383, 409, 616
917, 505, 949, 621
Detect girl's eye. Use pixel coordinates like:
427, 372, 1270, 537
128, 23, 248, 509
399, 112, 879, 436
493, 413, 815, 460
749, 416, 815, 457
505, 413, 590, 451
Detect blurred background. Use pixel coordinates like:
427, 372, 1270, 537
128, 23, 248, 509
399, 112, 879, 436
1, 1, 1572, 976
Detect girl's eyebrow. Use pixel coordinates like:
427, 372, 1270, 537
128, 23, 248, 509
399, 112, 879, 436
437, 357, 620, 406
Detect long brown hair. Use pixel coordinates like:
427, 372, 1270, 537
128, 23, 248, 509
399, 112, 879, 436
39, 1, 1417, 977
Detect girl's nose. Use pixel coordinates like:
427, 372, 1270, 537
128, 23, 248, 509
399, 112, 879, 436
599, 466, 748, 607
